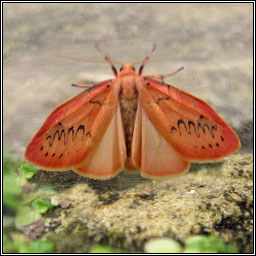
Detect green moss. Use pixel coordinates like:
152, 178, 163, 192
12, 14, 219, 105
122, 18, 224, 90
143, 235, 237, 253
3, 153, 20, 175
3, 154, 56, 253
18, 163, 38, 179
15, 206, 41, 227
3, 154, 23, 212
144, 238, 182, 253
19, 239, 54, 253
3, 174, 22, 212
184, 235, 238, 253
3, 234, 54, 253
3, 233, 17, 253
91, 244, 128, 253
32, 198, 53, 214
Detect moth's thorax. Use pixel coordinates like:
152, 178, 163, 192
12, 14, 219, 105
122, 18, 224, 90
119, 64, 138, 99
120, 75, 136, 99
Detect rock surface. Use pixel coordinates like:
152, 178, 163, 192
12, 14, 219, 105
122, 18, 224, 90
35, 153, 253, 253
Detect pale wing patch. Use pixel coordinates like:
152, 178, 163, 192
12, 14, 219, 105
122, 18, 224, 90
75, 103, 126, 179
138, 105, 190, 178
131, 101, 142, 169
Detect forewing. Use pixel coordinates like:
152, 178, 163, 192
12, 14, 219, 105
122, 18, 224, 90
137, 78, 240, 162
25, 80, 120, 169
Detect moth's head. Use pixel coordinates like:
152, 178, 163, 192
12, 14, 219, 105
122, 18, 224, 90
119, 64, 136, 75
120, 64, 136, 75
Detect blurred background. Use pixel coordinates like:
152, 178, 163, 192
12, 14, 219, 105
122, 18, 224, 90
3, 3, 253, 158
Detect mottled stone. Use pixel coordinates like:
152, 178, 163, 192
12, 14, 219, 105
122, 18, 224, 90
38, 153, 252, 253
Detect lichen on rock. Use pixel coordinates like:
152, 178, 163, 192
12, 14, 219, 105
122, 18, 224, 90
29, 153, 253, 253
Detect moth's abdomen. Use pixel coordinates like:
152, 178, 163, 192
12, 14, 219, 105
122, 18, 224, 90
119, 88, 138, 169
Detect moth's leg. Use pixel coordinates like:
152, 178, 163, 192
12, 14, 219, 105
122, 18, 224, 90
72, 83, 94, 89
144, 67, 184, 82
138, 44, 157, 75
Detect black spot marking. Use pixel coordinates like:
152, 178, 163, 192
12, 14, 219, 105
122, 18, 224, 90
86, 131, 92, 138
170, 119, 217, 138
171, 126, 178, 133
68, 127, 74, 138
46, 124, 87, 147
220, 136, 224, 141
52, 153, 55, 157
209, 144, 212, 148
45, 152, 48, 156
90, 100, 102, 106
197, 123, 217, 138
216, 143, 220, 147
156, 96, 170, 104
146, 82, 150, 86
202, 146, 205, 150
86, 85, 95, 94
132, 66, 136, 71
46, 129, 65, 146
165, 84, 172, 90
40, 146, 43, 151
105, 56, 110, 61
58, 122, 62, 126
59, 153, 63, 158
77, 125, 85, 138
200, 115, 204, 119
107, 84, 110, 88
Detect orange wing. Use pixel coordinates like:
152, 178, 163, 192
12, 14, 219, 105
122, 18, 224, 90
137, 78, 240, 162
25, 79, 126, 179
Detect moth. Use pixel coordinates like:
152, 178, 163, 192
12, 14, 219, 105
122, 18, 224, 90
25, 45, 240, 179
